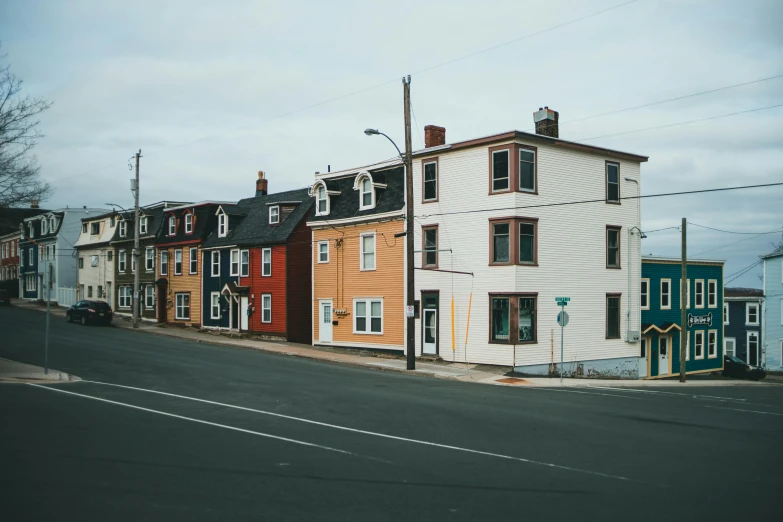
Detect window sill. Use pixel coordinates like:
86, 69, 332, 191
606, 266, 621, 270
489, 189, 512, 195
489, 340, 538, 345
489, 261, 512, 266
605, 200, 621, 205
359, 268, 376, 272
353, 331, 384, 336
517, 262, 538, 267
421, 265, 439, 270
422, 198, 439, 204
606, 336, 621, 340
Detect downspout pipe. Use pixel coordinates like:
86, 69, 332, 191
625, 177, 641, 342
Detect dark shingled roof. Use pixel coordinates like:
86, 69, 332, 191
156, 203, 235, 246
0, 208, 50, 236
725, 287, 764, 298
309, 165, 404, 223
109, 204, 177, 245
202, 188, 313, 249
20, 211, 64, 241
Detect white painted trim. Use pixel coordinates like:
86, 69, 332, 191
746, 302, 759, 326
210, 291, 221, 319
640, 278, 650, 310
188, 247, 198, 274
694, 279, 705, 309
173, 249, 183, 275
184, 213, 193, 234
707, 329, 718, 358
317, 241, 329, 263
211, 250, 220, 277
261, 248, 272, 277
707, 279, 717, 308
217, 213, 227, 238
174, 292, 190, 320
306, 209, 404, 228
724, 337, 736, 357
269, 206, 280, 224
229, 249, 239, 276
168, 216, 177, 236
353, 297, 383, 335
422, 159, 438, 202
746, 331, 759, 364
316, 340, 404, 351
723, 302, 729, 325
261, 293, 272, 323
359, 232, 376, 271
661, 278, 671, 310
694, 330, 704, 360
240, 249, 250, 277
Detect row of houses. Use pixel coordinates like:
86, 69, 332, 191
2, 108, 781, 376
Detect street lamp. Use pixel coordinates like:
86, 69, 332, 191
364, 129, 404, 160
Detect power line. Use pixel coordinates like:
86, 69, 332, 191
691, 229, 783, 257
416, 182, 783, 220
725, 259, 763, 285
688, 222, 783, 235
643, 226, 680, 234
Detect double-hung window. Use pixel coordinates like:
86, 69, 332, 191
91, 222, 100, 235
491, 149, 510, 192
262, 294, 272, 323
354, 299, 382, 334
694, 279, 704, 308
660, 279, 671, 309
490, 218, 537, 265
262, 248, 272, 276
422, 226, 438, 268
490, 295, 537, 343
694, 330, 704, 359
707, 330, 717, 358
160, 251, 168, 275
492, 223, 510, 263
317, 241, 329, 263
119, 286, 132, 308
119, 221, 127, 237
168, 216, 176, 235
723, 302, 729, 325
211, 251, 220, 276
316, 186, 328, 216
230, 249, 239, 276
118, 251, 126, 272
707, 280, 717, 308
175, 293, 190, 320
360, 234, 375, 270
210, 292, 221, 319
606, 162, 620, 203
360, 178, 374, 210
218, 213, 227, 237
28, 247, 33, 265
145, 285, 155, 309
189, 247, 198, 274
518, 222, 535, 264
240, 250, 249, 277
518, 148, 535, 192
641, 278, 650, 310
269, 206, 279, 224
746, 303, 759, 325
606, 226, 621, 268
174, 249, 182, 275
606, 294, 621, 339
139, 217, 148, 235
423, 160, 438, 202
145, 248, 154, 271
184, 214, 193, 234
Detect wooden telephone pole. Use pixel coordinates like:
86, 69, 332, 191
403, 76, 415, 371
680, 218, 687, 383
132, 150, 141, 329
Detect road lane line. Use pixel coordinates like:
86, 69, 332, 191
28, 383, 357, 457
528, 387, 644, 399
704, 405, 783, 417
588, 386, 750, 402
82, 380, 633, 482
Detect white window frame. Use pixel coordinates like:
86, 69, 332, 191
707, 279, 717, 308
262, 248, 272, 277
145, 247, 154, 271
315, 185, 329, 216
723, 303, 729, 325
707, 329, 718, 359
359, 176, 375, 210
41, 219, 47, 235
747, 331, 759, 363
28, 247, 33, 266
118, 286, 132, 308
240, 249, 249, 277
353, 298, 383, 335
160, 251, 168, 275
230, 249, 239, 276
724, 337, 736, 357
211, 251, 220, 277
360, 232, 376, 271
49, 217, 55, 232
269, 206, 279, 224
640, 278, 650, 310
139, 216, 148, 235
175, 293, 190, 320
145, 285, 155, 309
679, 279, 691, 309
184, 213, 193, 234
218, 213, 227, 237
317, 241, 329, 263
694, 330, 704, 360
28, 223, 34, 238
261, 294, 272, 323
119, 220, 127, 237
168, 216, 176, 235
118, 250, 127, 272
189, 247, 198, 274
660, 278, 671, 310
746, 302, 759, 326
694, 279, 705, 309
210, 292, 221, 320
174, 249, 182, 275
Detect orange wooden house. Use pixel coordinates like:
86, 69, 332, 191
309, 161, 405, 353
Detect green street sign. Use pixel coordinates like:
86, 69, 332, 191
555, 297, 571, 302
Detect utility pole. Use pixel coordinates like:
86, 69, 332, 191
403, 76, 415, 371
680, 218, 687, 383
44, 262, 52, 375
132, 150, 141, 328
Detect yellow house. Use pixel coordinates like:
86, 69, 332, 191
309, 162, 405, 352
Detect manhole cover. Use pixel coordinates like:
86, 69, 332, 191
496, 377, 528, 385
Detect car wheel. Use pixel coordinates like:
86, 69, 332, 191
80, 316, 87, 326
66, 313, 72, 323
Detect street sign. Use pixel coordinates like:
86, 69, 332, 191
557, 311, 569, 327
405, 305, 415, 318
555, 297, 571, 302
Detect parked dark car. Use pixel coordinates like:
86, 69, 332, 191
0, 289, 10, 305
723, 354, 766, 381
66, 300, 113, 325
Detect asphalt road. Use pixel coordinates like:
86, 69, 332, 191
1, 305, 782, 521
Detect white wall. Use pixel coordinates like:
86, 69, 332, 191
412, 139, 643, 368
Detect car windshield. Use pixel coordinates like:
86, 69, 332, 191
725, 355, 746, 364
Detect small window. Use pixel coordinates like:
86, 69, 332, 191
262, 248, 272, 276
262, 294, 272, 323
169, 216, 177, 235
491, 149, 510, 192
606, 162, 620, 203
78, 257, 84, 269
360, 234, 375, 271
694, 279, 704, 309
81, 223, 87, 234
118, 251, 126, 272
518, 148, 535, 192
746, 303, 759, 325
318, 241, 329, 263
91, 222, 100, 235
91, 255, 99, 267
423, 226, 437, 268
145, 285, 155, 309
518, 222, 535, 264
694, 330, 704, 359
316, 186, 328, 216
41, 220, 47, 235
87, 285, 93, 298
269, 206, 280, 224
492, 223, 510, 263
211, 251, 220, 276
210, 292, 221, 319
119, 221, 127, 237
354, 299, 382, 334
107, 250, 112, 262
145, 248, 154, 271
218, 213, 227, 237
708, 330, 717, 358
240, 249, 249, 277
707, 280, 717, 308
606, 294, 620, 339
175, 293, 190, 320
661, 279, 671, 309
189, 247, 198, 274
423, 161, 438, 202
640, 337, 647, 358
160, 251, 168, 275
723, 302, 729, 325
606, 227, 621, 268
139, 216, 148, 234
184, 214, 193, 234
360, 178, 374, 209
230, 249, 239, 276
641, 278, 650, 310
174, 249, 182, 275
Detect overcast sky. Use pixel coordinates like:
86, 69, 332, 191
2, 0, 781, 288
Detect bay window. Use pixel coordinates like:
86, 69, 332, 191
490, 294, 537, 344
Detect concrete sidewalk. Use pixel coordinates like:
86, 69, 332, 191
0, 357, 78, 383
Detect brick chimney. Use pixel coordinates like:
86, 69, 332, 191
533, 107, 559, 138
256, 171, 268, 196
30, 199, 39, 209
424, 125, 446, 148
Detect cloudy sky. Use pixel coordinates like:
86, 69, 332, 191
2, 0, 781, 287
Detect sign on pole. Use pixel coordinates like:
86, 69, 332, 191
555, 296, 570, 306
405, 305, 415, 318
557, 311, 569, 327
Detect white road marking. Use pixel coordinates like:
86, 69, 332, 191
587, 386, 750, 403
81, 380, 633, 482
704, 405, 783, 417
28, 384, 356, 456
529, 387, 644, 399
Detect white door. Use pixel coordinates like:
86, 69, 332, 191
724, 338, 736, 357
638, 337, 648, 378
423, 309, 437, 355
319, 300, 332, 343
240, 296, 249, 331
658, 336, 669, 376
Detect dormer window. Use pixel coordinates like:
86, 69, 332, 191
139, 216, 148, 234
28, 223, 34, 238
184, 213, 193, 234
269, 206, 279, 224
119, 220, 127, 237
41, 219, 48, 235
91, 222, 100, 235
168, 216, 177, 235
218, 213, 227, 237
360, 178, 373, 209
316, 186, 328, 216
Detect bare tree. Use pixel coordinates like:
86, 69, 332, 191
0, 49, 53, 207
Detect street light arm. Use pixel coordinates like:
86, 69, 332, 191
366, 130, 404, 160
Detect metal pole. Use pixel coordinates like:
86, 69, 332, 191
132, 150, 141, 328
560, 304, 564, 385
44, 262, 51, 375
680, 218, 687, 383
403, 76, 415, 371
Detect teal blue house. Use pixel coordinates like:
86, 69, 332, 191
641, 256, 724, 378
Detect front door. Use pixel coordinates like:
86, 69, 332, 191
230, 296, 239, 330
240, 296, 249, 331
658, 336, 669, 376
639, 337, 649, 378
319, 300, 332, 343
423, 309, 437, 355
